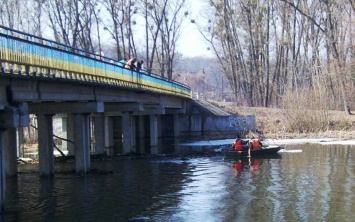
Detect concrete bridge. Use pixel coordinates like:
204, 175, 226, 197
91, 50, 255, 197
0, 26, 255, 212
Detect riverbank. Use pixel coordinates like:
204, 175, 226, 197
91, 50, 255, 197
213, 102, 355, 140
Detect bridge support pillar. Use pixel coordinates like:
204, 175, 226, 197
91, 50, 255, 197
5, 128, 17, 176
93, 113, 105, 155
62, 114, 75, 155
73, 113, 90, 174
150, 115, 158, 154
105, 116, 114, 156
122, 112, 132, 154
0, 129, 6, 213
18, 127, 24, 158
37, 114, 54, 176
131, 116, 137, 153
136, 116, 145, 153
173, 114, 180, 137
0, 103, 29, 212
173, 114, 180, 150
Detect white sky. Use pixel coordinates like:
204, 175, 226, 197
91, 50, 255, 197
177, 0, 213, 58
41, 0, 213, 58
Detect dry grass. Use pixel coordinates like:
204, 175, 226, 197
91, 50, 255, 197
215, 102, 355, 140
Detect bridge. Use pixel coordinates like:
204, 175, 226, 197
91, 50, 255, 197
0, 24, 192, 212
0, 26, 255, 213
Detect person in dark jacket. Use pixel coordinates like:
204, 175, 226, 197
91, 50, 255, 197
136, 60, 144, 72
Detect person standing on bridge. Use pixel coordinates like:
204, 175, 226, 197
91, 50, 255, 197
125, 58, 136, 70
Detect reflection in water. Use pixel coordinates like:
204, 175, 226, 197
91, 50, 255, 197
232, 158, 263, 177
2, 144, 355, 221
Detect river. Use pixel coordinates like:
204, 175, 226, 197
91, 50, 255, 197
1, 143, 354, 221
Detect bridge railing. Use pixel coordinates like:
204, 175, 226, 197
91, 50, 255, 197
0, 25, 191, 98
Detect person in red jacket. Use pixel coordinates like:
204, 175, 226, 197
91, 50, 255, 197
233, 135, 248, 151
249, 136, 263, 150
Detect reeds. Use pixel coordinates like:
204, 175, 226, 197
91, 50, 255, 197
281, 87, 330, 133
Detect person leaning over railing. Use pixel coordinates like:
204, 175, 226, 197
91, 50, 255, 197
124, 58, 136, 70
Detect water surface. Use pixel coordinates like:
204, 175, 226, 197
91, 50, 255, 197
2, 143, 354, 221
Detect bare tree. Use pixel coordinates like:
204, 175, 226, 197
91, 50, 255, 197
28, 0, 45, 38
192, 0, 355, 114
350, 0, 355, 12
280, 0, 352, 114
102, 0, 138, 59
0, 0, 37, 33
137, 0, 186, 78
44, 0, 100, 52
156, 0, 185, 79
198, 0, 272, 106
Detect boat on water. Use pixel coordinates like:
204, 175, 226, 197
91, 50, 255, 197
223, 145, 283, 158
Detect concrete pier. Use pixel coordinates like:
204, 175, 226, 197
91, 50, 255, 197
5, 128, 17, 177
131, 116, 137, 153
136, 115, 146, 153
0, 129, 6, 213
73, 113, 91, 174
122, 112, 132, 154
0, 102, 29, 213
173, 114, 180, 151
150, 115, 158, 154
105, 116, 114, 155
62, 114, 75, 155
37, 114, 54, 176
93, 113, 105, 154
17, 127, 24, 158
